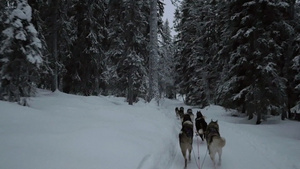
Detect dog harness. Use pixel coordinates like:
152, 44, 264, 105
184, 127, 193, 138
207, 127, 220, 143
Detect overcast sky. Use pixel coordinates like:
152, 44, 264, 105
163, 0, 177, 36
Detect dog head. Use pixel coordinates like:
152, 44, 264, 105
196, 111, 203, 118
207, 120, 219, 132
182, 114, 192, 123
182, 120, 194, 138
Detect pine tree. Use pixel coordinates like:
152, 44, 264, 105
106, 0, 150, 104
105, 0, 126, 95
158, 19, 175, 99
0, 0, 43, 104
173, 0, 196, 103
174, 0, 218, 107
288, 1, 300, 115
62, 0, 107, 96
27, 0, 52, 90
0, 1, 6, 32
217, 0, 293, 124
36, 0, 75, 92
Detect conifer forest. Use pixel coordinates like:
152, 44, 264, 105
0, 0, 299, 124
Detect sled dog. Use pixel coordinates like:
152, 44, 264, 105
182, 114, 192, 125
175, 107, 179, 119
187, 108, 194, 123
195, 111, 207, 141
178, 107, 184, 122
179, 119, 193, 168
206, 120, 226, 167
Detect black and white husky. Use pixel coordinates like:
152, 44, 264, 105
195, 111, 207, 141
206, 120, 226, 167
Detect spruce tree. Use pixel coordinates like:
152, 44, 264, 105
63, 1, 107, 96
106, 0, 150, 104
0, 0, 43, 104
217, 0, 292, 124
158, 19, 175, 99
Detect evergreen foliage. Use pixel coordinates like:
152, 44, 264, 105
0, 0, 43, 104
158, 20, 176, 99
174, 0, 300, 123
0, 0, 299, 123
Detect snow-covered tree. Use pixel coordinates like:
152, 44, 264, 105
174, 0, 226, 107
104, 0, 126, 95
217, 0, 293, 124
0, 0, 43, 104
62, 0, 107, 96
27, 0, 53, 91
288, 1, 300, 115
174, 0, 298, 123
158, 19, 175, 99
35, 0, 74, 92
106, 0, 151, 104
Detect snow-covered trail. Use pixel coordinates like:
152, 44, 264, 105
1, 91, 299, 169
162, 102, 300, 169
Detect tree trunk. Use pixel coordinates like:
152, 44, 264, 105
51, 0, 59, 92
128, 67, 133, 105
256, 110, 261, 125
148, 0, 158, 102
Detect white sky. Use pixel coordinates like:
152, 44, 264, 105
163, 0, 177, 36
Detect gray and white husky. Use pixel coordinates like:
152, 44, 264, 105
205, 120, 226, 167
179, 119, 193, 168
187, 108, 194, 123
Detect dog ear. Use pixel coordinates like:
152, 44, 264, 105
212, 120, 218, 123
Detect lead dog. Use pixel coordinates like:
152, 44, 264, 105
179, 114, 193, 168
206, 120, 226, 167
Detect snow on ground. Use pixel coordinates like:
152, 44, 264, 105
0, 89, 299, 169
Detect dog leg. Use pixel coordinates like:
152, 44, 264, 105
188, 148, 192, 161
189, 142, 193, 161
200, 134, 204, 141
209, 150, 216, 168
181, 149, 187, 168
218, 149, 222, 165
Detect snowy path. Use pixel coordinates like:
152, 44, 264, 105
1, 92, 299, 169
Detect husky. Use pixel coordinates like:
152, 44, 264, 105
182, 114, 192, 125
195, 111, 207, 141
175, 107, 179, 119
178, 107, 185, 122
187, 108, 194, 123
179, 118, 194, 168
205, 120, 226, 167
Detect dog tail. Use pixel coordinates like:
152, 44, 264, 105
198, 129, 204, 135
219, 137, 226, 147
213, 136, 226, 148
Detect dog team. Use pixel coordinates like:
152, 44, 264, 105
176, 107, 226, 168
